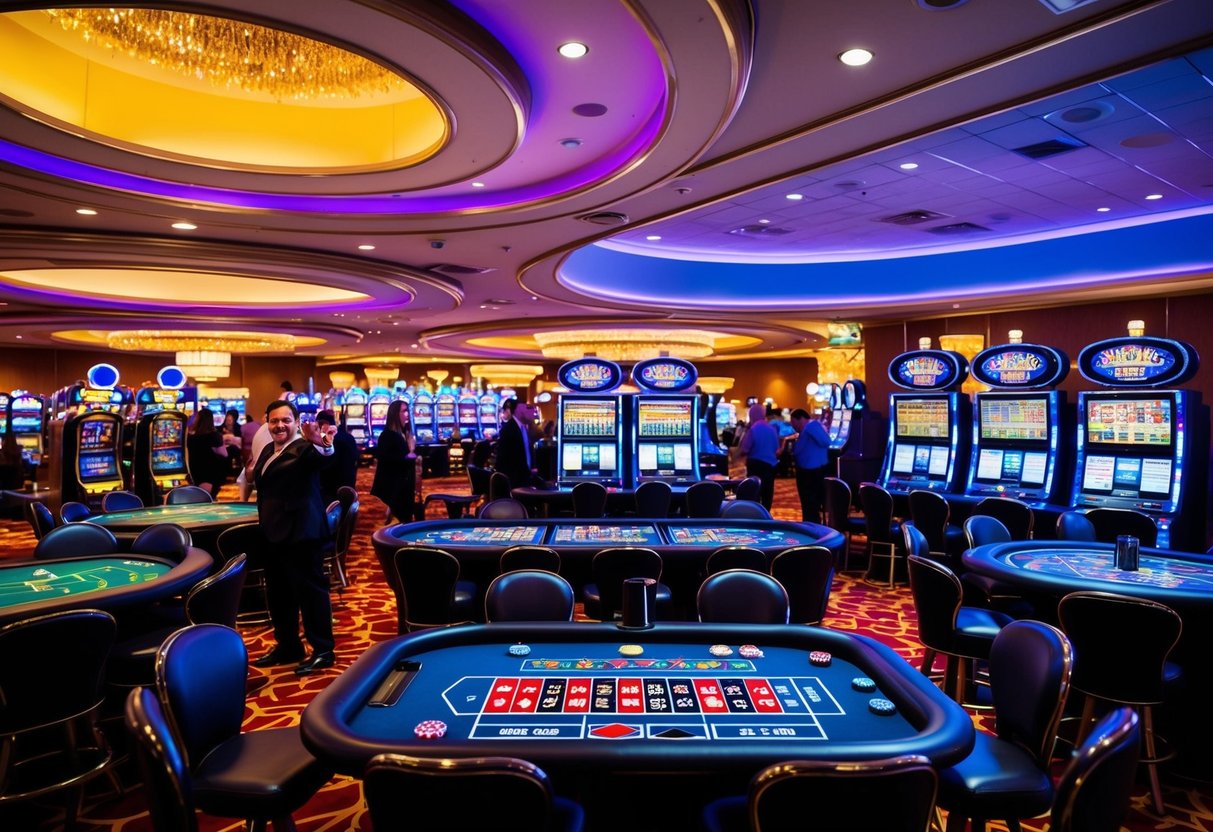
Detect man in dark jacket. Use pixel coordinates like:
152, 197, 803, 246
316, 409, 358, 505
493, 398, 541, 488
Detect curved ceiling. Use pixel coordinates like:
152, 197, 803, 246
0, 0, 1209, 371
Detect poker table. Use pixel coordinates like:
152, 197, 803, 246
0, 548, 212, 626
89, 501, 260, 554
511, 479, 740, 517
302, 622, 975, 778
373, 518, 843, 614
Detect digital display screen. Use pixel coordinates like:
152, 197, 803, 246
10, 415, 40, 431
928, 446, 950, 477
836, 410, 852, 443
976, 449, 1004, 480
561, 398, 618, 438
892, 444, 915, 474
666, 526, 817, 547
550, 525, 661, 546
152, 417, 183, 449
979, 397, 1049, 442
369, 402, 389, 423
1082, 454, 1172, 497
561, 442, 618, 474
895, 398, 950, 439
637, 400, 693, 438
435, 401, 456, 421
152, 447, 185, 472
1021, 452, 1048, 485
637, 442, 694, 475
412, 403, 432, 424
458, 402, 479, 425
80, 452, 117, 480
1141, 458, 1173, 495
400, 526, 545, 546
415, 428, 435, 443
1082, 455, 1115, 491
345, 404, 366, 419
1086, 398, 1173, 446
79, 418, 116, 451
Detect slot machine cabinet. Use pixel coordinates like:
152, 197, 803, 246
367, 387, 393, 447
457, 394, 481, 441
965, 343, 1070, 510
342, 388, 370, 450
1070, 335, 1207, 550
479, 392, 501, 440
50, 411, 125, 508
412, 392, 436, 445
434, 393, 458, 442
134, 410, 190, 505
7, 392, 45, 470
630, 358, 702, 487
555, 359, 627, 489
879, 350, 972, 496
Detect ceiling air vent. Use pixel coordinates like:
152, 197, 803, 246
578, 211, 629, 226
728, 224, 793, 237
1011, 137, 1086, 160
925, 222, 991, 235
426, 263, 496, 276
877, 209, 949, 226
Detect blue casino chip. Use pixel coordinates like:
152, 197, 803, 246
507, 644, 531, 657
851, 677, 877, 692
868, 697, 897, 715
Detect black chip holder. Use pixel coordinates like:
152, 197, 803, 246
368, 661, 421, 707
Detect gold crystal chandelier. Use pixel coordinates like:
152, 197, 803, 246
105, 330, 297, 353
533, 329, 718, 363
174, 350, 230, 382
44, 8, 409, 101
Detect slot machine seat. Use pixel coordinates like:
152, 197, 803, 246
390, 546, 476, 633
1056, 511, 1097, 542
165, 485, 214, 505
859, 483, 904, 586
581, 547, 673, 622
770, 545, 835, 625
24, 500, 57, 540
1083, 508, 1158, 548
101, 490, 144, 512
59, 500, 93, 524
484, 570, 576, 622
571, 481, 608, 518
970, 497, 1034, 541
697, 569, 790, 624
33, 521, 120, 560
907, 489, 966, 566
684, 480, 726, 518
633, 480, 673, 517
823, 477, 867, 571
705, 545, 768, 575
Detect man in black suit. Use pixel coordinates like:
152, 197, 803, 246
250, 399, 338, 675
316, 409, 358, 505
493, 398, 541, 488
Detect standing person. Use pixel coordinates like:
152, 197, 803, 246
738, 403, 779, 509
239, 418, 273, 502
249, 399, 337, 675
316, 409, 358, 505
240, 411, 262, 470
370, 399, 418, 524
790, 408, 831, 523
493, 398, 541, 488
186, 410, 229, 495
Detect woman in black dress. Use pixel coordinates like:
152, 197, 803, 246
371, 399, 418, 523
187, 410, 229, 495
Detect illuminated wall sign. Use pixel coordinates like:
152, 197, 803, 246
888, 350, 968, 391
631, 357, 698, 392
157, 366, 188, 390
558, 358, 623, 393
1077, 336, 1198, 387
87, 362, 120, 389
971, 344, 1068, 389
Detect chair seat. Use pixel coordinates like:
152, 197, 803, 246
107, 626, 178, 686
939, 732, 1054, 819
952, 607, 1015, 657
194, 728, 331, 820
702, 794, 746, 832
581, 581, 672, 622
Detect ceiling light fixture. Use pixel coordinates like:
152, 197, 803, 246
1097, 207, 1111, 212
559, 138, 583, 149
533, 328, 719, 362
175, 350, 230, 381
645, 235, 662, 241
358, 244, 376, 250
558, 41, 589, 59
1145, 194, 1163, 200
76, 208, 98, 215
171, 221, 197, 230
838, 48, 874, 67
105, 329, 297, 354
899, 162, 919, 170
471, 182, 486, 188
785, 193, 804, 201
469, 364, 545, 387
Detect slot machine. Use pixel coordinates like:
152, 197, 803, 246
479, 392, 500, 440
289, 391, 320, 417
134, 410, 190, 505
7, 391, 45, 468
1071, 332, 1207, 550
50, 410, 125, 507
367, 387, 393, 447
555, 358, 627, 488
342, 387, 369, 450
434, 393, 457, 442
831, 379, 872, 453
457, 393, 481, 440
630, 357, 701, 486
0, 393, 8, 439
412, 391, 436, 444
879, 348, 972, 496
964, 341, 1070, 510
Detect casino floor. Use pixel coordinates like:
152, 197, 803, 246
0, 468, 1210, 831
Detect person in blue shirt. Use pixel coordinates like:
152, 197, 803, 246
738, 403, 780, 509
790, 407, 831, 523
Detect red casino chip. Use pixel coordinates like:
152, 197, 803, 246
414, 719, 448, 739
808, 650, 832, 667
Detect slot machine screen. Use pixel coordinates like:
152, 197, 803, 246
836, 409, 853, 443
637, 442, 694, 477
560, 399, 618, 438
16, 434, 39, 464
637, 400, 693, 438
979, 397, 1049, 442
561, 442, 618, 476
79, 418, 116, 452
458, 401, 479, 427
345, 404, 366, 420
436, 400, 455, 421
10, 415, 40, 432
369, 401, 389, 423
895, 398, 950, 439
79, 452, 118, 480
152, 447, 185, 473
152, 417, 183, 449
1081, 454, 1171, 497
1085, 397, 1173, 447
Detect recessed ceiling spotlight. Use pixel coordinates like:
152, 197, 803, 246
171, 221, 197, 230
1097, 207, 1111, 213
358, 244, 376, 251
785, 193, 804, 201
14, 334, 22, 339
645, 235, 662, 241
76, 208, 98, 215
559, 138, 583, 149
838, 48, 874, 67
410, 343, 419, 348
531, 296, 539, 301
558, 41, 588, 59
899, 162, 919, 170
471, 181, 486, 188
1145, 193, 1163, 200
758, 218, 771, 224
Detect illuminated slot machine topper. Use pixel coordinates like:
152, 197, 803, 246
457, 395, 481, 440
434, 394, 457, 441
479, 393, 500, 440
412, 392, 436, 444
630, 357, 701, 485
880, 349, 971, 495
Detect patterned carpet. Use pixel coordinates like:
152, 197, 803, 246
2, 469, 1212, 831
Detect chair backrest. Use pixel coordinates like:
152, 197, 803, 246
590, 547, 664, 619
471, 440, 494, 468
325, 499, 343, 537
749, 755, 938, 832
25, 500, 57, 540
101, 490, 144, 513
1050, 707, 1141, 832
720, 499, 773, 520
907, 490, 950, 553
822, 477, 853, 534
467, 464, 493, 498
0, 609, 116, 736
336, 484, 357, 512
485, 570, 576, 622
906, 555, 962, 654
963, 514, 1011, 549
988, 619, 1073, 768
185, 554, 248, 627
335, 500, 360, 557
130, 522, 194, 562
571, 481, 608, 518
734, 476, 762, 503
1057, 590, 1181, 705
770, 545, 835, 625
33, 521, 120, 560
633, 480, 673, 517
901, 522, 931, 558
1084, 507, 1159, 547
685, 480, 726, 518
215, 522, 265, 566
858, 483, 896, 544
1055, 511, 1097, 542
478, 498, 530, 520
971, 497, 1034, 540
488, 471, 512, 501
393, 546, 472, 629
156, 624, 248, 770
165, 485, 213, 505
697, 569, 790, 624
705, 545, 767, 575
500, 545, 561, 574
59, 500, 93, 524
124, 687, 197, 832
364, 753, 564, 832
